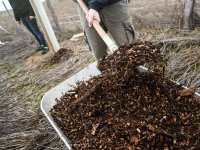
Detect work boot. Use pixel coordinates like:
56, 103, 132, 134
36, 45, 44, 52
42, 46, 49, 54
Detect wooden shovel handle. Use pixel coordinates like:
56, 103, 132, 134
77, 0, 118, 52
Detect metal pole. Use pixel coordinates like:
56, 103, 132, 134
2, 1, 11, 16
30, 0, 60, 53
46, 0, 62, 32
2, 1, 20, 33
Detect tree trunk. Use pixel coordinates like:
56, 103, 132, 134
46, 0, 62, 32
184, 0, 195, 30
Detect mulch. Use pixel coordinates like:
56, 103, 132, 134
50, 41, 200, 150
49, 48, 73, 64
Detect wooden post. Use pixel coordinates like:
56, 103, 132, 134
177, 0, 182, 32
184, 0, 195, 30
46, 0, 62, 32
30, 0, 60, 54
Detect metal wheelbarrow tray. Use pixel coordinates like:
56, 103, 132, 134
41, 61, 100, 150
41, 61, 200, 150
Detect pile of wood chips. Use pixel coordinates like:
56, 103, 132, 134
50, 41, 200, 150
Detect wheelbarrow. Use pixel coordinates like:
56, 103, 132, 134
41, 1, 200, 149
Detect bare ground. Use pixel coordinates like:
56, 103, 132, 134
0, 0, 200, 149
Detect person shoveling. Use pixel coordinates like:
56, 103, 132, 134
75, 0, 146, 72
75, 0, 135, 60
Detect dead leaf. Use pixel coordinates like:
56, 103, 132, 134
132, 136, 139, 145
91, 123, 100, 135
147, 124, 155, 132
179, 87, 195, 97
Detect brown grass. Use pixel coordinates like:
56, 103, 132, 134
1, 0, 200, 149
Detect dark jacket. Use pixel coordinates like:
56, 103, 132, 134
8, 0, 35, 21
74, 0, 121, 12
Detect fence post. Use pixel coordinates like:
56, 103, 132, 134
46, 0, 62, 32
30, 0, 60, 54
184, 0, 195, 30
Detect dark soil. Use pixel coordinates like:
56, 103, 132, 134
50, 41, 200, 150
49, 48, 73, 64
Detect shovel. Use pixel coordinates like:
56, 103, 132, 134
77, 0, 147, 72
77, 0, 118, 53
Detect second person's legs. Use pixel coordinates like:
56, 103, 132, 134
22, 17, 43, 46
22, 17, 47, 47
22, 17, 48, 54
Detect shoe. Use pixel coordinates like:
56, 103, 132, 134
36, 45, 44, 51
42, 46, 49, 54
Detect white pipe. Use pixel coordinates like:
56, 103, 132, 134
30, 0, 60, 52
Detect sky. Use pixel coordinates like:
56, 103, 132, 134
0, 0, 11, 11
0, 0, 46, 12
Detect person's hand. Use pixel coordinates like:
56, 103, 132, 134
86, 9, 101, 27
29, 16, 35, 20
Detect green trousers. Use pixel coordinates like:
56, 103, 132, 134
79, 0, 135, 60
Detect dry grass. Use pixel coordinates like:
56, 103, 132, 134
1, 0, 200, 150
1, 0, 200, 38
130, 0, 200, 28
166, 45, 200, 91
